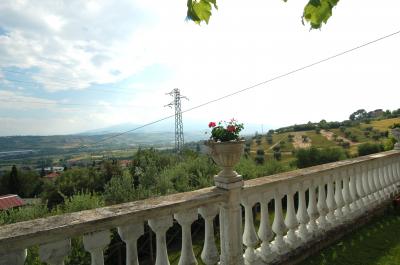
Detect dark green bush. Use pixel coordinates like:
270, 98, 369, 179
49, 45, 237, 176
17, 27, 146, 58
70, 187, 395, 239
295, 147, 346, 168
357, 143, 384, 156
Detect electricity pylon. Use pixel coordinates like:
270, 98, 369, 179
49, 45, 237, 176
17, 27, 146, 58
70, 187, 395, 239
165, 88, 188, 153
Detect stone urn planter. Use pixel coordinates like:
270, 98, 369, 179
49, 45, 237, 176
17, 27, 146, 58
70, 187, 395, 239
391, 128, 400, 150
206, 140, 245, 188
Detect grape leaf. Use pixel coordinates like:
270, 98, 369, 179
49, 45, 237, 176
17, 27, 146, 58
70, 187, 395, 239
303, 0, 339, 29
185, 0, 340, 29
187, 0, 216, 24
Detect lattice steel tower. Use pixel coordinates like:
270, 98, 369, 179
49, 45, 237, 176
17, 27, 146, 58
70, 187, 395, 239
165, 88, 188, 153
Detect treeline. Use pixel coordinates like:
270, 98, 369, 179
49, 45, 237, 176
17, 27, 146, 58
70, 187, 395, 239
275, 108, 400, 133
0, 148, 291, 265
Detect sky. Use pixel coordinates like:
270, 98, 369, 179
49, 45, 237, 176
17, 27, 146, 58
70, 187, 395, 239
0, 0, 399, 136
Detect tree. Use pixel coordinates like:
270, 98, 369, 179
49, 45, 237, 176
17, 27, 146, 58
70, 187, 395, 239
186, 0, 340, 29
349, 109, 367, 121
9, 165, 21, 195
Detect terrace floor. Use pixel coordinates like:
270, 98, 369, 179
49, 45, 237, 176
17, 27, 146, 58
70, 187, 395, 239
299, 206, 400, 265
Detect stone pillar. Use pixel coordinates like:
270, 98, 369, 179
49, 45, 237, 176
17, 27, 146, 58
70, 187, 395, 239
208, 141, 245, 265
216, 176, 244, 265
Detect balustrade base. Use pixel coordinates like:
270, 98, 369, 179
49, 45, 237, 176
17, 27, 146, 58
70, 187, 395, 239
265, 200, 393, 265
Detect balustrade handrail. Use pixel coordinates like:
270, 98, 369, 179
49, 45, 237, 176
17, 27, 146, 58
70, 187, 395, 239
0, 186, 226, 254
242, 150, 400, 196
0, 149, 399, 264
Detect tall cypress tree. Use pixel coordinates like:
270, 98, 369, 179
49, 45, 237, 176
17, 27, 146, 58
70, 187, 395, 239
9, 165, 20, 195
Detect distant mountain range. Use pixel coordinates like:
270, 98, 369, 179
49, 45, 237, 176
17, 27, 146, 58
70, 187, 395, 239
80, 120, 265, 135
0, 121, 268, 156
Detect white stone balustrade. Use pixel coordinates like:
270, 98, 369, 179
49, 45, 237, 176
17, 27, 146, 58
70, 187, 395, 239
0, 150, 399, 265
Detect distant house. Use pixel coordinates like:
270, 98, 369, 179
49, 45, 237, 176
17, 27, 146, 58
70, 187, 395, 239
369, 109, 384, 118
0, 194, 25, 210
119, 160, 132, 168
43, 172, 60, 180
44, 166, 64, 173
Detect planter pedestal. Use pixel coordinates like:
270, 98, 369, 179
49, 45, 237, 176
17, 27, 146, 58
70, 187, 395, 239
206, 140, 245, 265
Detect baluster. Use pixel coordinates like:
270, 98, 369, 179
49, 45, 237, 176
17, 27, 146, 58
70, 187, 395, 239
341, 169, 352, 219
334, 171, 344, 221
175, 209, 198, 265
241, 195, 259, 264
355, 165, 366, 213
383, 160, 394, 197
39, 239, 71, 265
83, 230, 111, 265
349, 166, 359, 215
396, 157, 400, 189
375, 161, 385, 202
380, 160, 392, 199
391, 158, 399, 194
368, 162, 378, 205
388, 158, 397, 195
296, 181, 310, 242
361, 164, 372, 207
198, 205, 219, 265
271, 191, 289, 254
317, 177, 329, 229
326, 174, 337, 225
258, 193, 277, 263
307, 180, 319, 235
284, 184, 301, 248
117, 222, 144, 265
0, 249, 27, 265
148, 216, 173, 265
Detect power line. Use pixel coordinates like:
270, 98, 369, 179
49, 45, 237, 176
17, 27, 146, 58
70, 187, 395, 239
79, 29, 400, 149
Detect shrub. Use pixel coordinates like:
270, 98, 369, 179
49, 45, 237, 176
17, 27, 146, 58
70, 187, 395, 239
357, 143, 384, 156
273, 151, 282, 161
103, 174, 140, 204
340, 141, 350, 149
256, 149, 265, 156
255, 154, 265, 165
350, 135, 358, 142
295, 147, 346, 168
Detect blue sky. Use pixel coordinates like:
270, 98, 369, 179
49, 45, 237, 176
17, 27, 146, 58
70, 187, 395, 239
1, 0, 400, 136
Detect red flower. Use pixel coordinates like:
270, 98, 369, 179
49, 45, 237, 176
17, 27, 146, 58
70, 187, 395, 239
227, 125, 236, 132
208, 122, 216, 128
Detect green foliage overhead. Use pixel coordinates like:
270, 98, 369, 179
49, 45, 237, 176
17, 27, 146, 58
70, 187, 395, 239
187, 0, 217, 24
186, 0, 340, 29
303, 0, 339, 29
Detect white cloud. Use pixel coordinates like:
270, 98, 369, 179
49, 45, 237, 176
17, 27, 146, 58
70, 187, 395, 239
0, 90, 57, 110
1, 0, 400, 135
